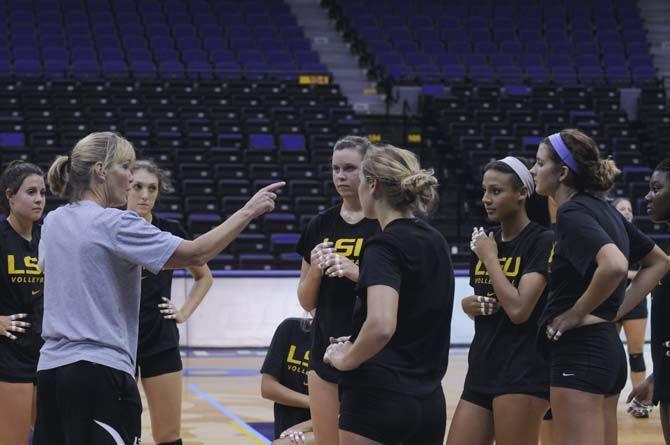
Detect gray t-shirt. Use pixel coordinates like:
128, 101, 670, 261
38, 200, 183, 376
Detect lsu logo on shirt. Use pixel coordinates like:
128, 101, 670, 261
7, 255, 44, 284
473, 256, 521, 286
286, 344, 309, 379
547, 242, 556, 273
323, 237, 365, 264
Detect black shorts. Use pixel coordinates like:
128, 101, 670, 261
311, 358, 339, 384
460, 387, 549, 411
549, 322, 627, 396
339, 385, 446, 445
136, 346, 183, 379
621, 298, 648, 321
0, 368, 36, 384
652, 342, 670, 404
34, 361, 142, 445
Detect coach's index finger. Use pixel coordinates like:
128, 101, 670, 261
261, 181, 286, 193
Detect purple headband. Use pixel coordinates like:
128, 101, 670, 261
548, 133, 579, 173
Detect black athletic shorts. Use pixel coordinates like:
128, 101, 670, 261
34, 361, 142, 445
621, 298, 648, 321
136, 346, 183, 379
339, 385, 446, 445
0, 368, 35, 384
549, 322, 627, 396
311, 358, 339, 384
652, 341, 670, 404
460, 387, 549, 411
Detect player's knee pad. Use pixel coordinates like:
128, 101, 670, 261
157, 440, 182, 445
629, 353, 646, 372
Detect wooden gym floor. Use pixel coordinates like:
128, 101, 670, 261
138, 347, 665, 445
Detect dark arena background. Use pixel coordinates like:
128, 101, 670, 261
0, 0, 668, 443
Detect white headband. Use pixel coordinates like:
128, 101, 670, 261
499, 156, 535, 197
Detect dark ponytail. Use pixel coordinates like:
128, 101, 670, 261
543, 128, 620, 193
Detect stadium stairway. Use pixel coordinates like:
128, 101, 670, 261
639, 0, 670, 99
286, 0, 388, 114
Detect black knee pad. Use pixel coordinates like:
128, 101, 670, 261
629, 353, 646, 372
158, 440, 182, 445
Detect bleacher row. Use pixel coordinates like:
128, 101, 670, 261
0, 0, 667, 270
328, 0, 658, 85
420, 83, 669, 266
0, 77, 667, 269
0, 0, 327, 79
0, 77, 369, 270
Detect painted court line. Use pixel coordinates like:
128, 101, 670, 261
187, 383, 271, 445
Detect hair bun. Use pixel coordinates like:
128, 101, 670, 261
400, 169, 437, 191
399, 169, 439, 214
361, 145, 440, 215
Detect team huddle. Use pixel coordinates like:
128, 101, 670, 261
262, 133, 670, 445
0, 130, 668, 445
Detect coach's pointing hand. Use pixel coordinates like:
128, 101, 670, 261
243, 181, 286, 218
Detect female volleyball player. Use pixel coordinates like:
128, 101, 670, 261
532, 130, 668, 445
128, 160, 213, 445
628, 158, 670, 443
261, 316, 312, 440
0, 161, 45, 445
324, 144, 454, 444
34, 132, 283, 444
296, 136, 378, 445
447, 157, 552, 445
611, 197, 651, 417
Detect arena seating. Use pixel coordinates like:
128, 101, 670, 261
0, 0, 326, 79
420, 83, 667, 266
0, 77, 363, 269
0, 0, 666, 270
327, 0, 657, 85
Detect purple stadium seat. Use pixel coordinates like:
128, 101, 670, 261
279, 134, 306, 151
249, 134, 276, 150
0, 133, 25, 147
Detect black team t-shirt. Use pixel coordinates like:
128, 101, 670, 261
465, 222, 553, 394
340, 218, 455, 396
137, 213, 189, 358
540, 194, 654, 327
261, 318, 311, 439
651, 237, 670, 345
0, 220, 43, 380
295, 205, 379, 383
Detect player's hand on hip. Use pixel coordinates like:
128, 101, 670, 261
329, 335, 351, 344
324, 340, 355, 371
158, 297, 187, 323
0, 313, 30, 340
546, 308, 584, 341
